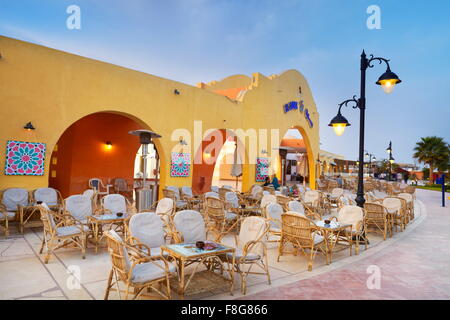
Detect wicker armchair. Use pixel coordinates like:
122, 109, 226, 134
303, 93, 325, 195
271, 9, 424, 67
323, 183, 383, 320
148, 197, 175, 238
277, 212, 327, 271
398, 193, 414, 223
265, 203, 284, 242
0, 203, 14, 237
126, 212, 167, 258
404, 186, 416, 200
364, 202, 391, 240
382, 197, 406, 232
38, 204, 87, 263
1, 188, 30, 234
170, 210, 207, 243
303, 190, 320, 214
225, 216, 271, 295
104, 230, 174, 300
163, 187, 188, 211
204, 196, 238, 242
276, 194, 290, 209
181, 186, 201, 210
331, 205, 367, 255
100, 194, 135, 215
33, 187, 63, 211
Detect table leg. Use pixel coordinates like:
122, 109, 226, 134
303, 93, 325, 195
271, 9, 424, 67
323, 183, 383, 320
93, 222, 99, 253
178, 258, 185, 300
20, 207, 24, 234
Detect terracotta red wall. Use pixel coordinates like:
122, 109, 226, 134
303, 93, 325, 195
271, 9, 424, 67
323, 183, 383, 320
192, 129, 226, 194
49, 113, 141, 198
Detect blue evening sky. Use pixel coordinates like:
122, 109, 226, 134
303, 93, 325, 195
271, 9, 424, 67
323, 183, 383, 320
1, 0, 449, 165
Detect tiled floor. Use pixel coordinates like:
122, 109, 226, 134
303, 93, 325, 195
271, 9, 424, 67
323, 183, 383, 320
0, 189, 447, 300
238, 189, 450, 300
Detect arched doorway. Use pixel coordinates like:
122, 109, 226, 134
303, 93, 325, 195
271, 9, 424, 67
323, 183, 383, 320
192, 129, 246, 194
48, 112, 161, 198
277, 126, 314, 188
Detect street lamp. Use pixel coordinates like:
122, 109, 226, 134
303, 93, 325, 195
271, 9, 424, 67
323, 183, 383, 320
365, 151, 375, 177
328, 51, 401, 207
386, 141, 394, 181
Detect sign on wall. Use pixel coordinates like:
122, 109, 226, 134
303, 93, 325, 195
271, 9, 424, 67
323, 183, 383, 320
256, 157, 270, 182
4, 140, 46, 176
282, 99, 314, 128
170, 152, 191, 177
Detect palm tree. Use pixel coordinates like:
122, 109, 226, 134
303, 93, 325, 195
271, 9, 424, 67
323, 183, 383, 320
413, 136, 450, 184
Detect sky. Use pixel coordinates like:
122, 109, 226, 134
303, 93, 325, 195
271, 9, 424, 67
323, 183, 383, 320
1, 0, 449, 166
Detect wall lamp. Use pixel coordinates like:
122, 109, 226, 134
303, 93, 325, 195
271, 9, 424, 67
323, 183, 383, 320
105, 141, 113, 150
24, 122, 35, 131
174, 89, 180, 95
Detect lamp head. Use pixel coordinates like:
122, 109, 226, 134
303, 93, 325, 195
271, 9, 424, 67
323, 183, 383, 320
376, 68, 401, 94
328, 111, 351, 136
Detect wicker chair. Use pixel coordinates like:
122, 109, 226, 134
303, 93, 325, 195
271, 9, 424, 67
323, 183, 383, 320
33, 187, 63, 211
181, 186, 201, 210
327, 180, 338, 193
126, 212, 167, 258
1, 188, 30, 234
332, 205, 367, 255
100, 194, 135, 215
112, 178, 134, 202
277, 212, 327, 271
148, 197, 175, 238
382, 197, 406, 232
104, 230, 174, 300
364, 202, 391, 240
265, 203, 284, 241
204, 196, 238, 242
88, 178, 111, 196
303, 190, 320, 214
404, 186, 416, 200
276, 194, 290, 209
171, 210, 207, 243
398, 193, 414, 223
38, 203, 87, 263
64, 194, 94, 224
225, 216, 271, 295
163, 187, 188, 211
243, 185, 263, 206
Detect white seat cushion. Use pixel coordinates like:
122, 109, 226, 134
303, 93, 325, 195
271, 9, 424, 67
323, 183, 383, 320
131, 261, 176, 283
56, 225, 87, 237
176, 200, 188, 207
226, 250, 260, 262
1, 211, 16, 220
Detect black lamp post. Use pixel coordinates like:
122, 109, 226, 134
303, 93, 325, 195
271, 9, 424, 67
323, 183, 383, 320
386, 141, 394, 181
365, 151, 376, 177
328, 50, 401, 208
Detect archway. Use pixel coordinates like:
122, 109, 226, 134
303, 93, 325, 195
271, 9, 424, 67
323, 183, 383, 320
48, 112, 161, 198
277, 126, 315, 189
192, 129, 246, 194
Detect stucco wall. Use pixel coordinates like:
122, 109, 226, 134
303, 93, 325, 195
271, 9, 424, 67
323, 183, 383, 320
0, 36, 320, 195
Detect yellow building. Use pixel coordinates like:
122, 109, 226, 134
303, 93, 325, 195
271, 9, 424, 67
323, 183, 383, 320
0, 36, 321, 197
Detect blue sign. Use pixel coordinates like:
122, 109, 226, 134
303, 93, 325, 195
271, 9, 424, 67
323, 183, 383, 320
283, 101, 298, 113
305, 108, 313, 128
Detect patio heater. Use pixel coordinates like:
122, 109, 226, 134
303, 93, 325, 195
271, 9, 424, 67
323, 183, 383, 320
129, 129, 161, 212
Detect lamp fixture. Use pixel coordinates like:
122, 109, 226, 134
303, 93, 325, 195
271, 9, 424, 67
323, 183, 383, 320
24, 122, 35, 131
105, 141, 113, 150
174, 89, 180, 95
